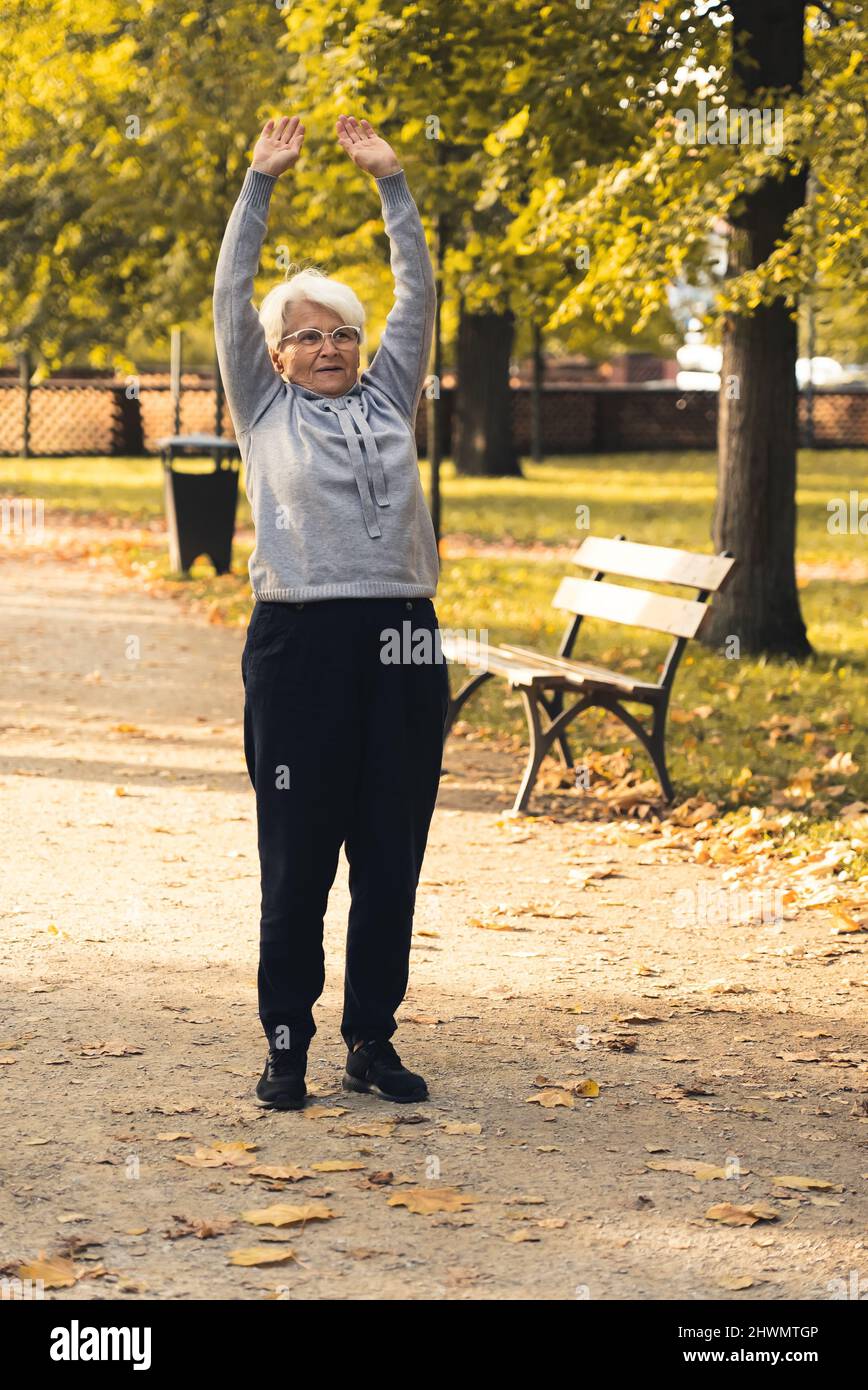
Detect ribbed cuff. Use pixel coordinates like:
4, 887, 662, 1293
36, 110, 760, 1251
241, 166, 278, 208
254, 582, 437, 602
375, 168, 412, 212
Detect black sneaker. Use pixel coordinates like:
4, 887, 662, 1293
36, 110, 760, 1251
342, 1038, 428, 1104
255, 1043, 308, 1110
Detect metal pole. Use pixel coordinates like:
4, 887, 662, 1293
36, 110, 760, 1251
170, 327, 183, 436
530, 321, 544, 463
214, 338, 224, 438
804, 298, 815, 449
18, 349, 31, 459
804, 169, 817, 449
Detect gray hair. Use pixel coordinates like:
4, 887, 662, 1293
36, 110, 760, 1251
258, 267, 366, 350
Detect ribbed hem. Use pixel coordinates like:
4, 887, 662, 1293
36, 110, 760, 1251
241, 166, 278, 208
375, 168, 412, 212
254, 581, 436, 602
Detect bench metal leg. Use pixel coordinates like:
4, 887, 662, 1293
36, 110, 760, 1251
449, 673, 675, 812
513, 688, 595, 814
649, 703, 675, 802
605, 697, 675, 803
514, 689, 548, 814
541, 690, 574, 770
514, 688, 675, 813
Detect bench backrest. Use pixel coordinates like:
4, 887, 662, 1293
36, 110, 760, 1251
553, 535, 735, 687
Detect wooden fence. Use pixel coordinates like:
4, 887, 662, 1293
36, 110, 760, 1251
1, 378, 867, 456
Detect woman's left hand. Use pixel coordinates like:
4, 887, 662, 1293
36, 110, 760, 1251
336, 115, 401, 178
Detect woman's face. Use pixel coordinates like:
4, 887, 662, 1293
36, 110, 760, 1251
270, 299, 361, 397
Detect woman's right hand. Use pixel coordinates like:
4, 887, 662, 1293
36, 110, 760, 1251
251, 115, 305, 177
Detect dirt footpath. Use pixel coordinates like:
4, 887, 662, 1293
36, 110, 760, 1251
1, 550, 866, 1301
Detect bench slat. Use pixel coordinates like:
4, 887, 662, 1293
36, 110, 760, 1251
573, 537, 734, 592
498, 644, 660, 695
553, 576, 709, 639
440, 636, 661, 697
439, 636, 555, 687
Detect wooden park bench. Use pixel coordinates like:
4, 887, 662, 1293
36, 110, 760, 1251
440, 535, 736, 814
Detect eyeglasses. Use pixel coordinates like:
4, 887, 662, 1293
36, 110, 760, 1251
278, 325, 361, 350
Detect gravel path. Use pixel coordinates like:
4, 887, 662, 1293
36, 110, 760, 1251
1, 551, 866, 1301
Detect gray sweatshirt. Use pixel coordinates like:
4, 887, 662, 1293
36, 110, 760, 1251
213, 165, 440, 602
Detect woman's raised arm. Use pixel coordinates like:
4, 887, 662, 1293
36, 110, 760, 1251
337, 116, 436, 429
212, 117, 305, 438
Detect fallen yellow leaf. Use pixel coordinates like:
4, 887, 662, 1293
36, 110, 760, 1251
705, 1202, 779, 1226
247, 1165, 311, 1182
387, 1187, 477, 1215
241, 1202, 336, 1228
573, 1079, 600, 1098
176, 1141, 257, 1169
526, 1089, 575, 1109
310, 1160, 366, 1173
17, 1253, 82, 1288
228, 1246, 297, 1267
646, 1158, 739, 1181
771, 1175, 842, 1192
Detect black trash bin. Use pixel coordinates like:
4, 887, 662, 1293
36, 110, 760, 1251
159, 434, 241, 576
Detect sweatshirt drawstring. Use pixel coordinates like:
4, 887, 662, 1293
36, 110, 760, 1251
320, 397, 390, 540
347, 400, 390, 508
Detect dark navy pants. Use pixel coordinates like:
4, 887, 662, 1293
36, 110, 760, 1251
241, 596, 449, 1052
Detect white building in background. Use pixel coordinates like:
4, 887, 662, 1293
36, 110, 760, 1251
675, 319, 722, 389
674, 319, 854, 391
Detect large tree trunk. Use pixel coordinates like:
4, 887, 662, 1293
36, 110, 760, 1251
704, 0, 811, 657
453, 307, 522, 476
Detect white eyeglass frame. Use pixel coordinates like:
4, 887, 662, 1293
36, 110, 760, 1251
278, 325, 362, 351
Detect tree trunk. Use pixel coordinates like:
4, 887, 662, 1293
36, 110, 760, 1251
704, 0, 811, 657
453, 307, 522, 476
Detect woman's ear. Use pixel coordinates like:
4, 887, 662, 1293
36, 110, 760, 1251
269, 347, 283, 374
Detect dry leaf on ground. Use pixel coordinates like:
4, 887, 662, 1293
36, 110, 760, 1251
705, 1202, 779, 1226
526, 1089, 575, 1108
387, 1187, 477, 1215
228, 1246, 297, 1267
646, 1158, 750, 1181
16, 1253, 83, 1288
771, 1175, 843, 1192
241, 1202, 336, 1228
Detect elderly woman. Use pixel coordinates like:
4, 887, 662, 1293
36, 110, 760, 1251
213, 113, 447, 1111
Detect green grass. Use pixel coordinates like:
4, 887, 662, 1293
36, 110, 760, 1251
3, 448, 866, 850
2, 448, 864, 565
0, 453, 254, 529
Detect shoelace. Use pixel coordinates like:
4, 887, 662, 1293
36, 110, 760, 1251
361, 1038, 402, 1069
267, 1046, 306, 1076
